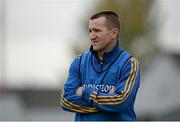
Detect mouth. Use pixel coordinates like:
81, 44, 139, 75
91, 40, 99, 45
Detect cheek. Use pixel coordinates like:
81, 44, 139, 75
97, 32, 111, 44
102, 34, 111, 43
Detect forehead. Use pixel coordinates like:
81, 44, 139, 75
89, 16, 106, 27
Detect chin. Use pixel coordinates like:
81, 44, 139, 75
93, 47, 100, 51
92, 45, 103, 51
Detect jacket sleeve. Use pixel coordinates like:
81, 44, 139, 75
60, 56, 99, 113
81, 57, 140, 112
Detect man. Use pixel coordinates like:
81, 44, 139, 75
61, 11, 140, 121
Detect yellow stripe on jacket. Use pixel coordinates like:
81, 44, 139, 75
89, 57, 138, 105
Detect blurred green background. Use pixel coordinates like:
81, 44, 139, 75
0, 0, 180, 121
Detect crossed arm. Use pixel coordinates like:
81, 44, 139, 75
60, 57, 140, 113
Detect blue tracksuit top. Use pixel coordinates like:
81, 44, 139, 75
61, 41, 140, 121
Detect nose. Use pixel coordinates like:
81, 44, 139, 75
90, 32, 96, 40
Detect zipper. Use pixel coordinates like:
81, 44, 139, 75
99, 55, 104, 72
100, 62, 103, 72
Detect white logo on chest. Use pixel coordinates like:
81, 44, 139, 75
83, 84, 115, 93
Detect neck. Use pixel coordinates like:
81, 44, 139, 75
97, 52, 104, 61
97, 40, 117, 60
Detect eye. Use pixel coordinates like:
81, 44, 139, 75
93, 28, 101, 32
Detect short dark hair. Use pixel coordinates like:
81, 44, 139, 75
90, 11, 120, 30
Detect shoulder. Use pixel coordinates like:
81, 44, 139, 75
71, 54, 82, 66
121, 50, 139, 62
122, 55, 140, 73
70, 50, 90, 65
119, 50, 139, 69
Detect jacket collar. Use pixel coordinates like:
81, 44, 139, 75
90, 40, 122, 63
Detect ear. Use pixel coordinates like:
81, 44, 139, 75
111, 28, 119, 39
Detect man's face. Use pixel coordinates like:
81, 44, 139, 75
89, 17, 114, 52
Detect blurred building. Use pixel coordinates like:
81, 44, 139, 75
136, 0, 180, 120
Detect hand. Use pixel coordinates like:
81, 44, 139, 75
76, 86, 84, 97
109, 86, 115, 94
